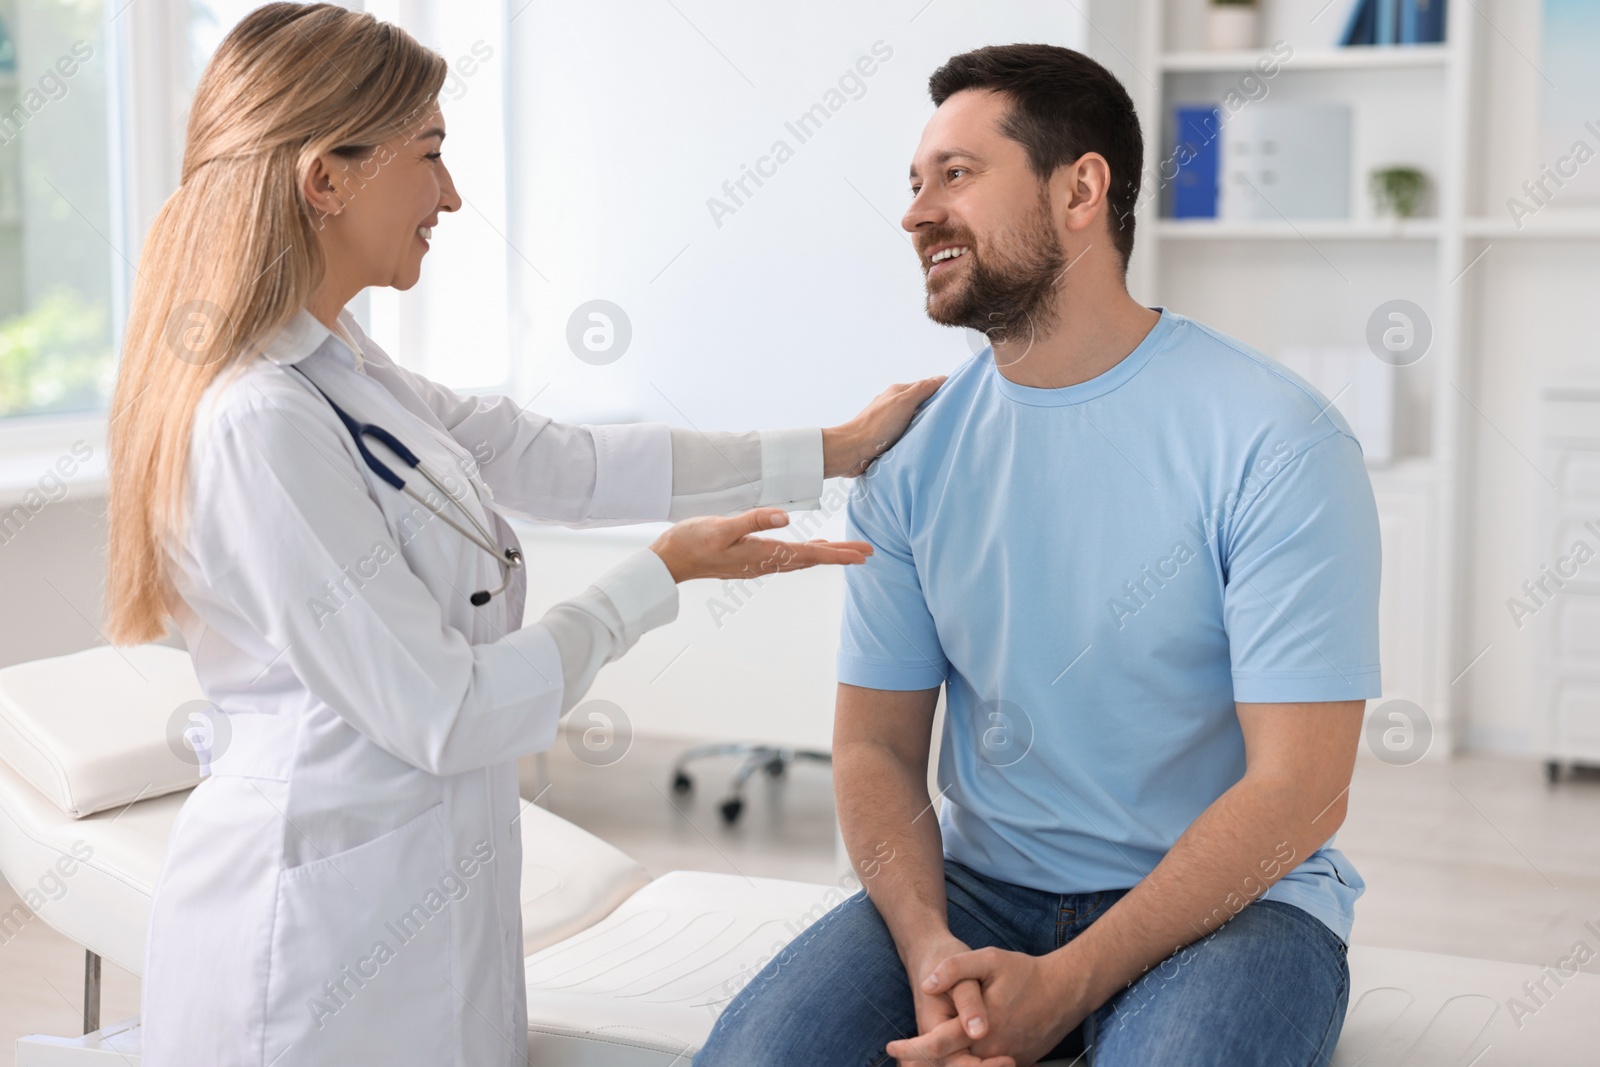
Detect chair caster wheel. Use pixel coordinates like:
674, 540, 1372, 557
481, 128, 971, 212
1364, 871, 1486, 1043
719, 797, 744, 825
764, 758, 785, 778
672, 771, 693, 795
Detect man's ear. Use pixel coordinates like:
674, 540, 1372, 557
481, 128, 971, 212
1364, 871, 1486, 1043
1056, 151, 1111, 241
301, 154, 347, 221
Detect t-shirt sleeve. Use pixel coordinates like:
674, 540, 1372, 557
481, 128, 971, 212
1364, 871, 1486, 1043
835, 470, 949, 691
1223, 432, 1383, 703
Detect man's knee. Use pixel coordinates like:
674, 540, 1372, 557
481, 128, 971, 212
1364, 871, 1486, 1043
1089, 902, 1348, 1067
695, 891, 911, 1065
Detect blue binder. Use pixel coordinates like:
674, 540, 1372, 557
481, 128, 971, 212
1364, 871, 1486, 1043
1400, 0, 1447, 44
1172, 106, 1221, 219
1341, 0, 1377, 46
1376, 0, 1399, 44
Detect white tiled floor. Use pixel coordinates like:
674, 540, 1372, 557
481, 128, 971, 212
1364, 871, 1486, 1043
2, 737, 1596, 1063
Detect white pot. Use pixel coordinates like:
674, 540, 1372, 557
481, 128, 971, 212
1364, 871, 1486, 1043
1207, 6, 1259, 51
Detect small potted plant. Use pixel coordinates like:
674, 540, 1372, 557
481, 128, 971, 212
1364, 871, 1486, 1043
1207, 0, 1260, 51
1370, 166, 1431, 219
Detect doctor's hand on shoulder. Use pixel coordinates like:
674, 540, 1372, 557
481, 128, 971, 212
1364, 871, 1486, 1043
823, 375, 946, 478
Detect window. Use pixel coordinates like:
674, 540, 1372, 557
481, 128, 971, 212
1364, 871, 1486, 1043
0, 0, 514, 433
0, 0, 115, 419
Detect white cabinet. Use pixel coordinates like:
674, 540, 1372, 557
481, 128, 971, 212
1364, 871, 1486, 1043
1535, 383, 1600, 780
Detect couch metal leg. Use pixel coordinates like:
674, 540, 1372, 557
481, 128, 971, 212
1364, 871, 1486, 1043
82, 950, 100, 1035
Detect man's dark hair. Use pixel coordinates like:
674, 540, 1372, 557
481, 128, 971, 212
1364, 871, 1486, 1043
929, 43, 1143, 271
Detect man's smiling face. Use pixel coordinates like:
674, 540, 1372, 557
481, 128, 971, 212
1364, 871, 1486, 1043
902, 89, 1069, 344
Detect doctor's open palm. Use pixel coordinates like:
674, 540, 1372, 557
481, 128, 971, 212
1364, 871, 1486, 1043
650, 374, 944, 583
650, 507, 872, 582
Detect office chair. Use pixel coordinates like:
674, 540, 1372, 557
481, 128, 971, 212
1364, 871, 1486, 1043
669, 742, 832, 824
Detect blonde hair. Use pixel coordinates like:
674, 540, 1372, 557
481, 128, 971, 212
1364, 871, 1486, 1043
106, 2, 447, 643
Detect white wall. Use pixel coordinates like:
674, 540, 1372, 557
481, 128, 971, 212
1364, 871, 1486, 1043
0, 494, 112, 671
505, 1, 1086, 431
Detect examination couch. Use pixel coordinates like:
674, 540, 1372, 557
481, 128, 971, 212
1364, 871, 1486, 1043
0, 645, 1595, 1065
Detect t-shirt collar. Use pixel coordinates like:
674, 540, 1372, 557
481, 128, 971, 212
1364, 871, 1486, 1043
988, 306, 1177, 407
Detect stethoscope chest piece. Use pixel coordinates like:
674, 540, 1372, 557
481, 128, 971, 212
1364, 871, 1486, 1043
469, 548, 522, 607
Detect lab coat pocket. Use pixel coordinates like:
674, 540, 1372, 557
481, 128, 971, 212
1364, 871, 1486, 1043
263, 802, 457, 1066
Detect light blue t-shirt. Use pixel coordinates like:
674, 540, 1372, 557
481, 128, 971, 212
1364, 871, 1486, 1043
837, 307, 1382, 943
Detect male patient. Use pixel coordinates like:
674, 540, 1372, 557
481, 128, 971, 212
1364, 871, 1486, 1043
696, 43, 1380, 1067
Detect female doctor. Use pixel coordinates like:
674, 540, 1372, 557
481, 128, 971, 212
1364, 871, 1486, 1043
104, 5, 938, 1065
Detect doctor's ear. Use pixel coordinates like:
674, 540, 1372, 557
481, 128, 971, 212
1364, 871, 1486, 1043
301, 155, 348, 222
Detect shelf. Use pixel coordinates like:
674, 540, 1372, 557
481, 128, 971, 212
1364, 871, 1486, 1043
1161, 45, 1450, 74
1156, 218, 1440, 241
1463, 213, 1600, 240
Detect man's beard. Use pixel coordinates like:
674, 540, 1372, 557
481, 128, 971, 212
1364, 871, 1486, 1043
923, 191, 1065, 345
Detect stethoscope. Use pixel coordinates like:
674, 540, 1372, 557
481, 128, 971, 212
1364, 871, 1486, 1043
295, 368, 523, 606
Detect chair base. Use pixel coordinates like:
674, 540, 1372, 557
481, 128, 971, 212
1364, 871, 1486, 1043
15, 1016, 140, 1066
668, 742, 831, 825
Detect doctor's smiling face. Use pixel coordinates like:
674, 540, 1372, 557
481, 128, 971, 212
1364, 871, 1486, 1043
302, 103, 462, 299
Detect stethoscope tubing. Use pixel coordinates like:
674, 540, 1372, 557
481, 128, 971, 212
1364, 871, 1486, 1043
400, 461, 518, 568
293, 366, 523, 602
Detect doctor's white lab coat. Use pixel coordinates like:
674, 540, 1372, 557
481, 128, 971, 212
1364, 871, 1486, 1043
138, 308, 823, 1066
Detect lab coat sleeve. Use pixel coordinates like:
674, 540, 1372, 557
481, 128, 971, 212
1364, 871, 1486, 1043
538, 548, 679, 716
666, 425, 824, 519
190, 385, 678, 777
383, 363, 824, 523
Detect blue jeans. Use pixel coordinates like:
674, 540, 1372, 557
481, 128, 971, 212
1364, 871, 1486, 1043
696, 859, 1349, 1066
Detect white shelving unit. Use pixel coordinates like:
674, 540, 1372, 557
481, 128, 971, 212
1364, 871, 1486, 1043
1461, 212, 1600, 240
1160, 43, 1449, 72
1126, 0, 1478, 754
1155, 218, 1442, 240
